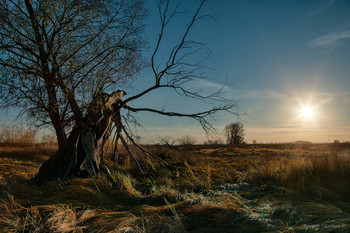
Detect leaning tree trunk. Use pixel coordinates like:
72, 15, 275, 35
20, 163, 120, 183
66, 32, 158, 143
32, 125, 102, 184
32, 90, 169, 185
31, 91, 122, 185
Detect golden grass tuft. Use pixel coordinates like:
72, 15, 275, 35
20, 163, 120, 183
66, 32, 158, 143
0, 194, 97, 233
0, 144, 350, 232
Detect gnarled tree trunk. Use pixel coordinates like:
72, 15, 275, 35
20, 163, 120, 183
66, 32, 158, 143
32, 126, 101, 183
32, 91, 125, 185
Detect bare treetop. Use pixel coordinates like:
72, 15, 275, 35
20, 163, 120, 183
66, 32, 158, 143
0, 0, 145, 139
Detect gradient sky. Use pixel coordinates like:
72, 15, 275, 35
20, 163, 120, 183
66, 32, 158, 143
132, 0, 350, 143
1, 0, 350, 143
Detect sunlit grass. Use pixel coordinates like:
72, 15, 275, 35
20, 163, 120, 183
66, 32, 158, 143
0, 143, 350, 232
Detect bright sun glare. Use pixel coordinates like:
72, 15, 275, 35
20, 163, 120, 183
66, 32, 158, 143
299, 105, 315, 121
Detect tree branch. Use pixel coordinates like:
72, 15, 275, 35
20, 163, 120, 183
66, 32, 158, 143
124, 104, 235, 133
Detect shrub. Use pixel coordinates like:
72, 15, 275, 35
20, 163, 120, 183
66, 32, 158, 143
204, 138, 224, 145
179, 135, 196, 147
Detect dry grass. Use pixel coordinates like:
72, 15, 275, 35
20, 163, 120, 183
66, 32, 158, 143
0, 145, 56, 162
0, 144, 350, 232
0, 194, 97, 232
0, 126, 37, 146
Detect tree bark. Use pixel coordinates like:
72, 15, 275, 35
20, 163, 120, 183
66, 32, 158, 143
32, 125, 101, 184
32, 91, 124, 184
46, 78, 68, 149
25, 0, 68, 148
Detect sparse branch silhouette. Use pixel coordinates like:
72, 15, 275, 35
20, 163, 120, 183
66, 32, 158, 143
0, 0, 235, 184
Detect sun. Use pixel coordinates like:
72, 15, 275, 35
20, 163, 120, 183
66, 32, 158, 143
299, 105, 316, 121
293, 92, 324, 125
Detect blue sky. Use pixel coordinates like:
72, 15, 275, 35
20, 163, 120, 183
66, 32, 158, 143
130, 0, 350, 143
1, 0, 350, 143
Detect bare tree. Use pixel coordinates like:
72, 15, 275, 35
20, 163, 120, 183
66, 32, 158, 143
0, 0, 235, 184
225, 122, 245, 145
0, 0, 145, 148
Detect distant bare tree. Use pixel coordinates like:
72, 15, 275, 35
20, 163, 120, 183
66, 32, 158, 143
0, 0, 235, 184
225, 122, 244, 145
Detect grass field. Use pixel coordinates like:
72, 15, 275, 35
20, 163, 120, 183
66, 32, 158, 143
0, 143, 350, 232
